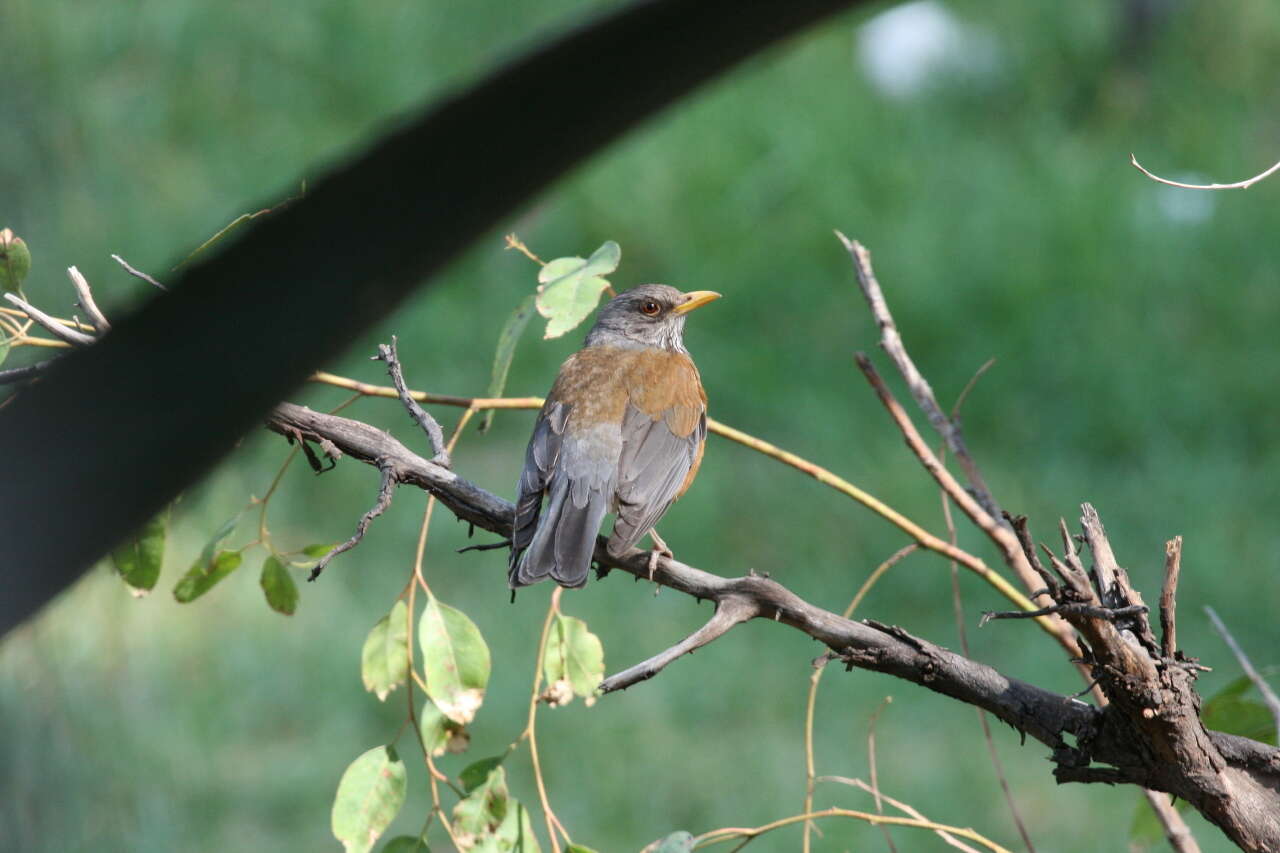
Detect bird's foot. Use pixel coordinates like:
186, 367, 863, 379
646, 528, 675, 582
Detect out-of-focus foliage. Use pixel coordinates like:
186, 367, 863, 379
3, 0, 1279, 851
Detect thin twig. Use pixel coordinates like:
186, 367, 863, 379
111, 253, 167, 289
854, 353, 1079, 652
67, 267, 110, 332
802, 545, 915, 853
3, 293, 97, 346
866, 696, 897, 853
375, 337, 451, 466
526, 587, 568, 853
1161, 537, 1183, 658
980, 603, 1147, 627
692, 807, 1013, 853
599, 596, 757, 692
817, 777, 983, 853
839, 232, 1001, 522
1206, 605, 1280, 735
308, 466, 396, 580
1130, 152, 1280, 191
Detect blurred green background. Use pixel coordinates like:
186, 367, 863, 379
3, 0, 1279, 850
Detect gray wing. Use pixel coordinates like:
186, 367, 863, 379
607, 404, 705, 555
509, 402, 619, 588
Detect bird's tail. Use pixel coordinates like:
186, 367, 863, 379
509, 476, 607, 589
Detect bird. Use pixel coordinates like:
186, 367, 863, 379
509, 284, 721, 589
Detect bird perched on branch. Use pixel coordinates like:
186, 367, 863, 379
509, 284, 721, 588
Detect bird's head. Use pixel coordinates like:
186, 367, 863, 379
583, 284, 721, 352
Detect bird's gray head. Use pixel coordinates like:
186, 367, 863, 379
583, 284, 721, 352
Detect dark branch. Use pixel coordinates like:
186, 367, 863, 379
600, 595, 757, 692
375, 337, 450, 467
0, 359, 56, 386
308, 465, 396, 581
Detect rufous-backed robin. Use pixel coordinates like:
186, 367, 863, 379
509, 284, 721, 588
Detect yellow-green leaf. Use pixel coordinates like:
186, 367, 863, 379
480, 293, 536, 432
534, 241, 620, 339
362, 601, 409, 701
542, 614, 605, 704
332, 745, 407, 853
419, 596, 490, 724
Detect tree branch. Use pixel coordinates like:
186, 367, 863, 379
261, 400, 1280, 851
375, 336, 451, 467
599, 595, 758, 693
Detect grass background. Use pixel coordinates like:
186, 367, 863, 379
3, 0, 1279, 850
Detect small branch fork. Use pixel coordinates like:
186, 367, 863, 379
598, 595, 757, 693
375, 336, 451, 467
261, 401, 1280, 851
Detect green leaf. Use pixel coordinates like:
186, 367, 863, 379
380, 837, 429, 853
420, 698, 470, 757
172, 549, 243, 603
332, 745, 408, 853
419, 596, 491, 724
362, 601, 410, 701
459, 756, 504, 794
491, 798, 541, 853
0, 336, 9, 368
302, 542, 338, 557
452, 765, 540, 852
534, 241, 620, 339
1202, 672, 1278, 744
453, 764, 508, 841
0, 228, 32, 292
654, 831, 695, 853
111, 509, 169, 594
565, 846, 601, 852
480, 293, 537, 432
542, 614, 605, 705
259, 554, 299, 615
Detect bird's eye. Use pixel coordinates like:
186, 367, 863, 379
640, 300, 661, 316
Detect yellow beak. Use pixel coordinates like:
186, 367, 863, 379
672, 290, 722, 315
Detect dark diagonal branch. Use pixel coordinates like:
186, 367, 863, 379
375, 337, 450, 467
308, 465, 397, 581
262, 400, 1280, 852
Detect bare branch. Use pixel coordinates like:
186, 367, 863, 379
0, 359, 56, 386
600, 595, 757, 692
110, 254, 167, 290
1161, 536, 1183, 658
1142, 792, 1202, 853
308, 465, 396, 581
1205, 605, 1280, 736
1130, 152, 1280, 191
854, 352, 1080, 655
2, 293, 96, 346
67, 267, 110, 332
375, 337, 451, 467
839, 232, 1001, 521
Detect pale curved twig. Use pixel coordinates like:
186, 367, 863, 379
692, 806, 1013, 853
1130, 152, 1280, 191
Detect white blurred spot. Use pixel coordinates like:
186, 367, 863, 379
855, 1, 1001, 99
1154, 178, 1217, 226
